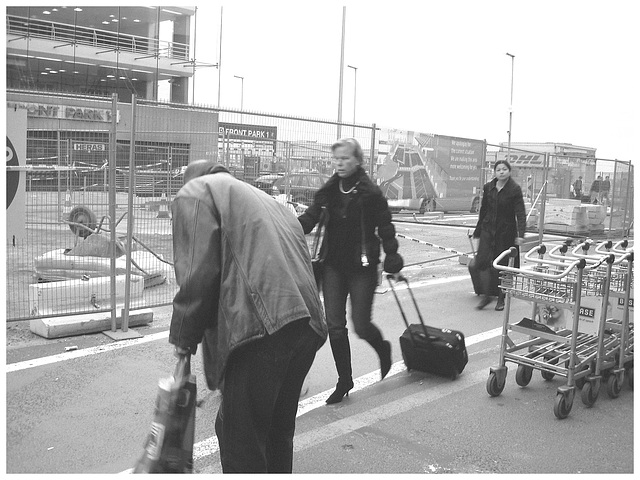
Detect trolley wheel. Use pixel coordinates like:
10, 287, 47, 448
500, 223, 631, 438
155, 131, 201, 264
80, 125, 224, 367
580, 379, 600, 407
541, 370, 555, 381
554, 392, 573, 419
68, 206, 97, 238
607, 374, 622, 398
515, 365, 533, 387
486, 372, 505, 397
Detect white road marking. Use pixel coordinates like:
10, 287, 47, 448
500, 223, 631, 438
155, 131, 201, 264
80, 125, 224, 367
6, 274, 471, 374
293, 367, 490, 453
5, 331, 170, 373
191, 326, 502, 462
5, 275, 501, 473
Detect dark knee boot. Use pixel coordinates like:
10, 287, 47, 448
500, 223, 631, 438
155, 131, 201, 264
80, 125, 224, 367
326, 335, 354, 404
367, 328, 392, 380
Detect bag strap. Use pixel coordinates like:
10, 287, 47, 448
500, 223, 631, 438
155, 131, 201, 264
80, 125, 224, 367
311, 206, 328, 261
360, 206, 369, 267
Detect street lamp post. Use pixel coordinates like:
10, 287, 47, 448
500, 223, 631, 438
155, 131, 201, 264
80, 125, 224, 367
234, 75, 244, 124
233, 75, 244, 110
506, 53, 515, 165
347, 64, 357, 137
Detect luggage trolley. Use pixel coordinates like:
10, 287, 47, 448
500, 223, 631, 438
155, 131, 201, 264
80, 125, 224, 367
485, 245, 606, 419
594, 240, 634, 393
550, 240, 626, 405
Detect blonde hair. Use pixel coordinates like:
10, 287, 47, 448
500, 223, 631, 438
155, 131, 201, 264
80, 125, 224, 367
331, 137, 364, 164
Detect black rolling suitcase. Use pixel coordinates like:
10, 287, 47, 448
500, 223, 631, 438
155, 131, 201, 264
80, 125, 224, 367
467, 233, 499, 296
387, 274, 468, 379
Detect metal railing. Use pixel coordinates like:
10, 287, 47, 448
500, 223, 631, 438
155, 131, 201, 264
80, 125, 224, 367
7, 15, 189, 60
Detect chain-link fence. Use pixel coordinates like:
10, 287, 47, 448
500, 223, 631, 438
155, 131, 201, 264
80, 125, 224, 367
6, 93, 376, 321
6, 91, 634, 322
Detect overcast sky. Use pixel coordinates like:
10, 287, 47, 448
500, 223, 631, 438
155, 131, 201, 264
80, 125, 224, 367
187, 0, 638, 162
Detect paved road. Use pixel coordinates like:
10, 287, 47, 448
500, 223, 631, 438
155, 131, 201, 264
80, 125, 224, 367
5, 218, 634, 473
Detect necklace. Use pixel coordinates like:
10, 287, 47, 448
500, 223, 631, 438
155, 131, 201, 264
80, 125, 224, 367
339, 179, 357, 194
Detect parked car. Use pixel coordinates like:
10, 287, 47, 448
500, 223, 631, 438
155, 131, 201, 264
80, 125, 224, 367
270, 172, 330, 205
253, 173, 285, 194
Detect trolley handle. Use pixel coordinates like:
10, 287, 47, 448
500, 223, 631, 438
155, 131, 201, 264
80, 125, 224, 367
494, 247, 585, 279
523, 244, 586, 269
568, 242, 616, 264
594, 239, 633, 256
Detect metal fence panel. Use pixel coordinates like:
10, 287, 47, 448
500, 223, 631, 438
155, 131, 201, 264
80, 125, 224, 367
6, 92, 632, 322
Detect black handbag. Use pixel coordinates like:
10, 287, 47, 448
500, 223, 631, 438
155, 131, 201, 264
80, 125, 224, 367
133, 355, 197, 473
310, 206, 328, 290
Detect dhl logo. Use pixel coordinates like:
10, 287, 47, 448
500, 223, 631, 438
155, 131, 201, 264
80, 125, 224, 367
507, 155, 543, 165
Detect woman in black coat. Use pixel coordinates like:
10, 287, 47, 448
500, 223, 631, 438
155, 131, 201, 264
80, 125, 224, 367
472, 160, 526, 311
298, 138, 403, 404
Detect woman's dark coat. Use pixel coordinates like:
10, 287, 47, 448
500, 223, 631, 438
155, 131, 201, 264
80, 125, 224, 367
473, 176, 526, 270
298, 166, 398, 269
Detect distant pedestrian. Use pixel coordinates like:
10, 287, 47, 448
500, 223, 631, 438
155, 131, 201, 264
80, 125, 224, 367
573, 176, 583, 199
600, 175, 611, 206
590, 175, 602, 203
298, 137, 403, 404
473, 160, 526, 311
169, 160, 327, 473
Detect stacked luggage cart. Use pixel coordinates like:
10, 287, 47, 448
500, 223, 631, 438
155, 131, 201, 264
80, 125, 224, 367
485, 238, 633, 419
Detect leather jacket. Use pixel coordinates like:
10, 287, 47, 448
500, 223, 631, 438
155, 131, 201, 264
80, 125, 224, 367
169, 170, 327, 390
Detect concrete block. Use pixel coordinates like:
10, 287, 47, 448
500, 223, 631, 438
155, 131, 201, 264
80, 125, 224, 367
29, 274, 144, 317
29, 308, 154, 339
543, 205, 589, 227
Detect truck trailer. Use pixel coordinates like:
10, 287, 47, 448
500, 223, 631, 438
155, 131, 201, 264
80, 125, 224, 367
376, 130, 484, 213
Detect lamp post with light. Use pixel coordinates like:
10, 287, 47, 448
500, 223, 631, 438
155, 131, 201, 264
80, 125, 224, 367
347, 64, 357, 137
234, 74, 244, 123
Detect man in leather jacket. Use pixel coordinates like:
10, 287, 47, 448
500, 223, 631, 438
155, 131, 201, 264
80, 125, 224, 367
169, 160, 327, 473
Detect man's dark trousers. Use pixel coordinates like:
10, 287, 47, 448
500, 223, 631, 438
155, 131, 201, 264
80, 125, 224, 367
215, 318, 320, 473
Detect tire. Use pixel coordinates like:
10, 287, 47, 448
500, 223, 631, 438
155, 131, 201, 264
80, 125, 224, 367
541, 370, 555, 381
554, 392, 573, 419
68, 206, 97, 238
515, 365, 533, 386
470, 197, 480, 213
607, 374, 622, 398
419, 198, 434, 214
486, 372, 505, 397
580, 380, 599, 407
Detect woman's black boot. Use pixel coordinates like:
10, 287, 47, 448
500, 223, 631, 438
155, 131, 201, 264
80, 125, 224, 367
368, 330, 392, 380
326, 336, 353, 404
326, 378, 355, 404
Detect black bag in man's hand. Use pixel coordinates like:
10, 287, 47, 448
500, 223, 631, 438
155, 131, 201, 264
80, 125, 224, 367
133, 355, 197, 473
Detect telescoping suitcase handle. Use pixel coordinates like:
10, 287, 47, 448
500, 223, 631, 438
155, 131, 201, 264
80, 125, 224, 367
386, 274, 431, 344
467, 229, 476, 256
